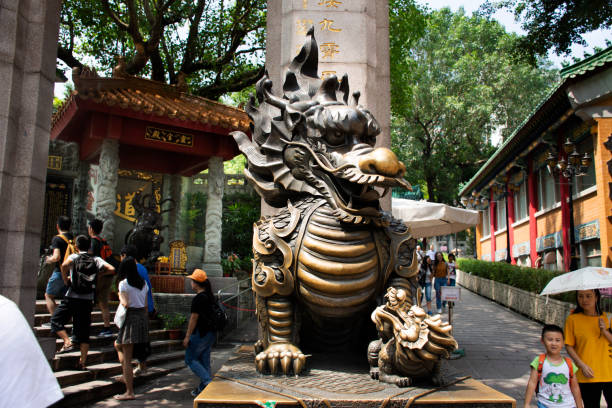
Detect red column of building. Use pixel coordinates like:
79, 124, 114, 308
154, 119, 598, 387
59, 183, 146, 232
490, 189, 496, 262
559, 166, 571, 271
528, 157, 538, 266
507, 181, 516, 264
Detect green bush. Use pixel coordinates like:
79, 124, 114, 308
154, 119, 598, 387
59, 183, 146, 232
456, 258, 574, 302
222, 192, 260, 258
180, 192, 207, 246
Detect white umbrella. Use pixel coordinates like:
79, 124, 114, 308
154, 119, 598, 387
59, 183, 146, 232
391, 198, 480, 238
540, 267, 612, 296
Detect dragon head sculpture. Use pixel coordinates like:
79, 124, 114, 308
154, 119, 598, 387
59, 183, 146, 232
232, 27, 410, 224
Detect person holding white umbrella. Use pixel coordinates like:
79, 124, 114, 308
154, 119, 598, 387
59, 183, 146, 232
564, 289, 612, 407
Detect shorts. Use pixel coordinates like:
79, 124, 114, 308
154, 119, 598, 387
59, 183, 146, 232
46, 269, 68, 297
50, 297, 93, 344
96, 275, 114, 306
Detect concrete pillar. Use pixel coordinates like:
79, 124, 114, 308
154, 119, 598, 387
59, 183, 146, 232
0, 0, 62, 323
203, 156, 224, 276
71, 161, 90, 235
265, 0, 391, 213
95, 139, 119, 248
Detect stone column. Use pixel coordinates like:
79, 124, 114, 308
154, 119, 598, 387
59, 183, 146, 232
265, 0, 391, 212
0, 0, 61, 322
96, 139, 119, 248
72, 161, 90, 235
202, 156, 224, 276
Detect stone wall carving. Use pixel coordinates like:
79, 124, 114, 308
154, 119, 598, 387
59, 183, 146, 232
96, 139, 119, 247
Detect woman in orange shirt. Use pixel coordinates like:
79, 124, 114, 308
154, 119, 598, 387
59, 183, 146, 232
432, 252, 447, 314
564, 289, 612, 408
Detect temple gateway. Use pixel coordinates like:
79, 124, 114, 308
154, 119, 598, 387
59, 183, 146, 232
48, 66, 252, 281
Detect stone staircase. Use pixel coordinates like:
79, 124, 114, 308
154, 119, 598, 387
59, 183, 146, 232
34, 300, 186, 407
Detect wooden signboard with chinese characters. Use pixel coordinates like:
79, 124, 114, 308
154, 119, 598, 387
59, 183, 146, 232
169, 240, 187, 274
41, 178, 72, 251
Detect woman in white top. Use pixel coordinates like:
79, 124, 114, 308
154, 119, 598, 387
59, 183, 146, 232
114, 257, 149, 401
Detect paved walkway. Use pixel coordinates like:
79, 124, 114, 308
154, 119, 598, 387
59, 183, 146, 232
86, 287, 546, 407
445, 287, 544, 406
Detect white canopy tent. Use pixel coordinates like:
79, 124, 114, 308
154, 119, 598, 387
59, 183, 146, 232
391, 198, 480, 238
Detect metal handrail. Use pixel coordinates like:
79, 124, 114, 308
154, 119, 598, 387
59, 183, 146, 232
216, 278, 251, 300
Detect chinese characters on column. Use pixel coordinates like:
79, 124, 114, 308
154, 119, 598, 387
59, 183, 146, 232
296, 1, 344, 78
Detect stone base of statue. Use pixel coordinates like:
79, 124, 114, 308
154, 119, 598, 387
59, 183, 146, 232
193, 346, 514, 408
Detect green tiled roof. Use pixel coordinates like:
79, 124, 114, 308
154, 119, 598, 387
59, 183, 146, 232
459, 46, 612, 198
560, 45, 612, 79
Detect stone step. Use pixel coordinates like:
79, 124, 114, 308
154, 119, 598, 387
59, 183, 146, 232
35, 319, 162, 337
52, 329, 170, 351
50, 360, 186, 407
51, 339, 183, 371
36, 310, 116, 326
35, 299, 120, 314
54, 350, 185, 387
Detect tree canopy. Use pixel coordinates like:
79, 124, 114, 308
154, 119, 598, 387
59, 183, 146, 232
480, 0, 612, 64
58, 0, 266, 100
390, 7, 558, 204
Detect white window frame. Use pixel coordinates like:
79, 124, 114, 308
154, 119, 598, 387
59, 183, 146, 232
482, 207, 490, 238
513, 181, 528, 222
496, 196, 507, 232
571, 134, 596, 194
537, 167, 559, 211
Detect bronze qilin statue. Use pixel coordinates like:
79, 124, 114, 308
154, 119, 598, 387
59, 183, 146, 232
231, 28, 456, 386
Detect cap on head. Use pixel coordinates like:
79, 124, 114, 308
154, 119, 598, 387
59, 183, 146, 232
187, 269, 208, 283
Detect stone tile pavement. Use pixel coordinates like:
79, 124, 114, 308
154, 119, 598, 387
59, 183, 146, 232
445, 287, 545, 407
86, 287, 548, 407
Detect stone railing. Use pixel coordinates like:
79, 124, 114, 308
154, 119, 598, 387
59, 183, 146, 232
457, 270, 574, 328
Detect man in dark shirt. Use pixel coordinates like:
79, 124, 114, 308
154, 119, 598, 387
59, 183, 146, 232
44, 216, 73, 315
88, 219, 114, 337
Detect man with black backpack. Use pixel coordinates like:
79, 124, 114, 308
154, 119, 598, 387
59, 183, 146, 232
50, 235, 115, 370
88, 218, 116, 337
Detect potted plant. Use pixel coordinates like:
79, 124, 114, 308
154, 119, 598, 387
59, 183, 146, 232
159, 313, 187, 340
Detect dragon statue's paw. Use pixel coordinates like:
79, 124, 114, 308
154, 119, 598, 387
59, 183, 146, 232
255, 342, 307, 375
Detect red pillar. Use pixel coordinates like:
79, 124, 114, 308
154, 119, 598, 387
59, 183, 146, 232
559, 163, 571, 271
490, 189, 496, 262
528, 157, 539, 266
507, 181, 516, 264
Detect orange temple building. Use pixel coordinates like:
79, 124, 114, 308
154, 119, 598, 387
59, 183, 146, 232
460, 46, 612, 271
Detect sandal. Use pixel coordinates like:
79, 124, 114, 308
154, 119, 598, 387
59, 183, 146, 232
77, 361, 87, 371
114, 394, 136, 401
57, 344, 76, 354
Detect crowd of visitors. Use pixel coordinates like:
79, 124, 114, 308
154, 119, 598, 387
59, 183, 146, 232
39, 223, 612, 405
416, 245, 457, 315
42, 216, 159, 401
41, 215, 223, 401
